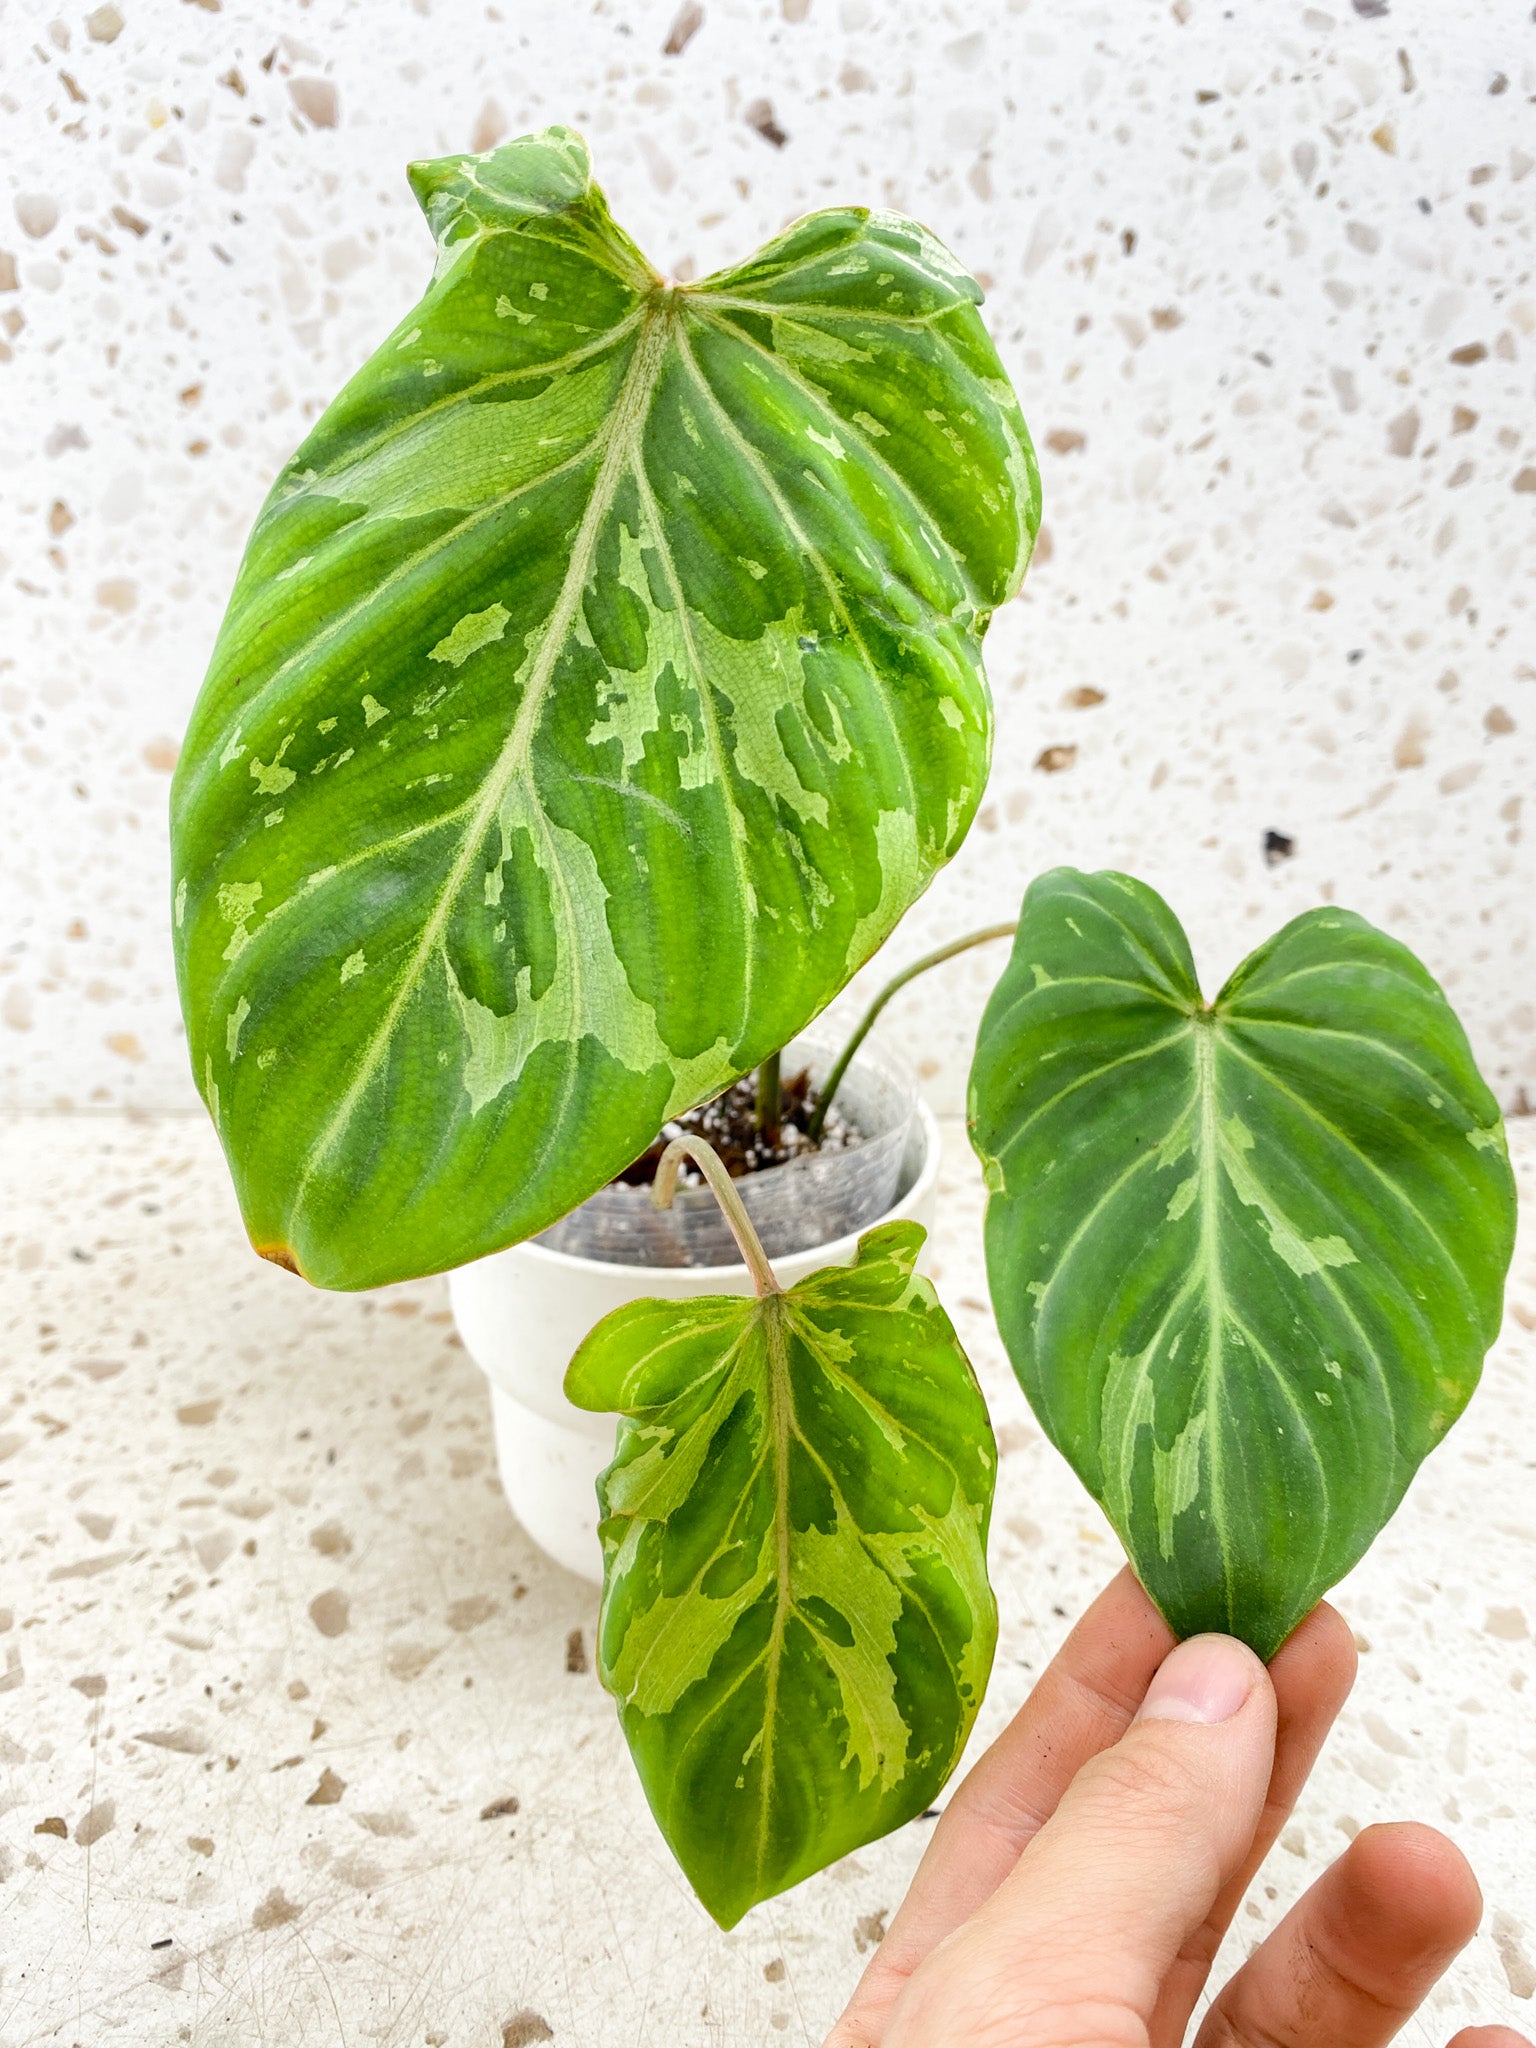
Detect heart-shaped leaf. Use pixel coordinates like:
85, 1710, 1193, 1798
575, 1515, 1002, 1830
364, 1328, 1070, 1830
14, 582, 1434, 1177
969, 868, 1516, 1659
169, 126, 1038, 1289
564, 1219, 997, 1927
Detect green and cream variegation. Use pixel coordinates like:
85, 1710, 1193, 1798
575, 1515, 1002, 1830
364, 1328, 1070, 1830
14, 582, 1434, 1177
169, 126, 1038, 1289
564, 1220, 997, 1928
969, 869, 1516, 1660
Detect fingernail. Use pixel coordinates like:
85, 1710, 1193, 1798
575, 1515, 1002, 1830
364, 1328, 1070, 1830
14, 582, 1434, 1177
1137, 1634, 1257, 1726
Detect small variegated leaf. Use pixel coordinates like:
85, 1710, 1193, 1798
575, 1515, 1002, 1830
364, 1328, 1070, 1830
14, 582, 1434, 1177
564, 1220, 997, 1927
169, 126, 1038, 1289
969, 868, 1516, 1660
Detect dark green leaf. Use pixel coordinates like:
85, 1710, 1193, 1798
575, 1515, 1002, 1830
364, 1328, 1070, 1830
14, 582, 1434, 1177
969, 868, 1516, 1659
170, 126, 1038, 1288
564, 1220, 997, 1926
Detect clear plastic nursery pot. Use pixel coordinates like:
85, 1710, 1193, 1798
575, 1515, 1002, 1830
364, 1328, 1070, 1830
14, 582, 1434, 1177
447, 1037, 941, 1583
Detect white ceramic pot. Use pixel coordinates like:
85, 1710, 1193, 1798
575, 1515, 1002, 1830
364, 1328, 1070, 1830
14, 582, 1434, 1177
448, 1100, 943, 1584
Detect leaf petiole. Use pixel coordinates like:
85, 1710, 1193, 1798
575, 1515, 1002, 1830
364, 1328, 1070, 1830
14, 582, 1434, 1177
754, 1050, 781, 1144
652, 1134, 783, 1296
806, 921, 1019, 1142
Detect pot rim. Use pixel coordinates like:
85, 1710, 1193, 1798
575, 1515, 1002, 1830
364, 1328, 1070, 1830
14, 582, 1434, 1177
487, 1098, 942, 1281
543, 1023, 917, 1228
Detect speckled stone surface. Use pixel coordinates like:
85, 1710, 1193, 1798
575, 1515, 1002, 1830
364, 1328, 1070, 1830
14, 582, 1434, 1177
0, 1112, 1532, 2044
1, 0, 1533, 1118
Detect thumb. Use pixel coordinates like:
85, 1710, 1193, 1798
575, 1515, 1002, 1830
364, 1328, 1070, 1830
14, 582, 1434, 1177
885, 1634, 1278, 2048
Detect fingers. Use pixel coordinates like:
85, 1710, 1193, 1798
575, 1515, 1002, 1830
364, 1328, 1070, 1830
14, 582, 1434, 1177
885, 1567, 1172, 1932
830, 1580, 1358, 2048
884, 1633, 1278, 2048
826, 1567, 1172, 2048
1151, 1600, 1358, 2042
1447, 2034, 1535, 2047
1194, 1822, 1485, 2048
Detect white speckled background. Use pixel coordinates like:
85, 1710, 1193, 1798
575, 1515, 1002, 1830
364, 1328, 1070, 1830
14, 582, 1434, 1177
1, 0, 1532, 1111
2, 1, 1533, 2042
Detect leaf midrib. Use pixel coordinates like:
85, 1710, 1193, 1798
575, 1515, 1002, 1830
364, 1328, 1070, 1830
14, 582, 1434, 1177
665, 1293, 965, 1865
1191, 1018, 1234, 1631
289, 302, 676, 1228
756, 1297, 794, 1896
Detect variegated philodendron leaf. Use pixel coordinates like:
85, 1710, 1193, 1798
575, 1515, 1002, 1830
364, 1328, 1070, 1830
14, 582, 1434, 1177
564, 1220, 997, 1928
969, 868, 1516, 1660
169, 126, 1038, 1290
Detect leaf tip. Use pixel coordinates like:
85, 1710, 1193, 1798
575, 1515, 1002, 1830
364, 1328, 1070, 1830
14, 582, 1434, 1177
407, 125, 595, 232
854, 1216, 925, 1275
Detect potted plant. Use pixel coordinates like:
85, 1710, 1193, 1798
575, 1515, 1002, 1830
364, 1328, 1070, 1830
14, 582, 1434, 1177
169, 125, 1515, 1935
170, 119, 1043, 1924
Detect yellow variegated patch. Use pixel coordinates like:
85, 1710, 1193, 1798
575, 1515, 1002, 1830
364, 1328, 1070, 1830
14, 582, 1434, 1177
565, 1220, 997, 1927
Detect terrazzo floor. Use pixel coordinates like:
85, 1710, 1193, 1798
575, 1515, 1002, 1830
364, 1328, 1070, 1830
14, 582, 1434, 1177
1, 1114, 1532, 2045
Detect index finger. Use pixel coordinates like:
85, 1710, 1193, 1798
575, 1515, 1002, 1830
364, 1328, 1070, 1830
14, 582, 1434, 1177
1151, 1597, 1357, 2042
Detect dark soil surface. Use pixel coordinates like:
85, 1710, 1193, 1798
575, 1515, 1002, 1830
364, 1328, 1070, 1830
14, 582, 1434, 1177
616, 1067, 863, 1185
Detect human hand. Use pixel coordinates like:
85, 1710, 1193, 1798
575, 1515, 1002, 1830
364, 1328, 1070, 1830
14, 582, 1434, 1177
828, 1568, 1528, 2048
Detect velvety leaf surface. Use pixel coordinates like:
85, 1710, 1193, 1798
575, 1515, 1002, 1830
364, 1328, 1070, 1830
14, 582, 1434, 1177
169, 126, 1038, 1288
564, 1220, 997, 1927
969, 868, 1516, 1659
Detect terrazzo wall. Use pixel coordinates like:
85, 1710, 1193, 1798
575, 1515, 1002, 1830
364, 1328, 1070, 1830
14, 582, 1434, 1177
3, 0, 1532, 1117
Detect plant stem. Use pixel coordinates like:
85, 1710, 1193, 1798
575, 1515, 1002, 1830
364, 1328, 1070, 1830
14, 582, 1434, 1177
806, 921, 1019, 1144
652, 1134, 782, 1297
755, 1049, 781, 1144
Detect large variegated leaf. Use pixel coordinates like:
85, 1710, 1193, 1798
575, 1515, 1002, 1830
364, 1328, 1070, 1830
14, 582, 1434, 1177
969, 868, 1516, 1660
564, 1220, 997, 1927
169, 126, 1038, 1290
